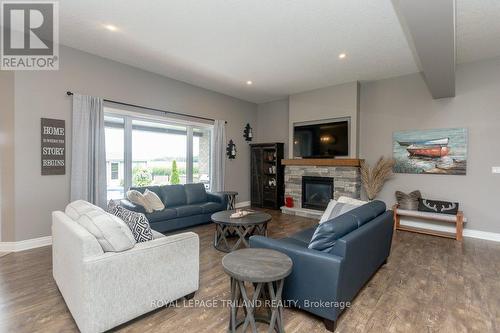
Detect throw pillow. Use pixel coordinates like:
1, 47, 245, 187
418, 198, 459, 215
126, 190, 154, 213
319, 200, 360, 224
337, 196, 368, 206
395, 190, 421, 210
108, 200, 154, 242
144, 189, 165, 211
66, 200, 136, 252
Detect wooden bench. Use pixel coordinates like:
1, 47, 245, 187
392, 204, 465, 241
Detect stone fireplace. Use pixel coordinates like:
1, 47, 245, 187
281, 159, 362, 218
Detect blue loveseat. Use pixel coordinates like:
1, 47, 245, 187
120, 183, 227, 233
249, 201, 394, 332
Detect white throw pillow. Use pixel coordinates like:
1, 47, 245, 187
66, 201, 136, 252
319, 200, 361, 224
126, 190, 153, 213
143, 189, 165, 211
65, 199, 104, 220
338, 196, 368, 206
320, 200, 338, 223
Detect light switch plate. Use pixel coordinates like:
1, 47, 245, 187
492, 167, 500, 174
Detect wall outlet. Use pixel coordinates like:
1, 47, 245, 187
492, 166, 500, 174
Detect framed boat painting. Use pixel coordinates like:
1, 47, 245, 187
393, 128, 468, 175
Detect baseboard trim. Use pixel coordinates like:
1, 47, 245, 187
235, 201, 251, 208
0, 236, 52, 252
400, 220, 500, 242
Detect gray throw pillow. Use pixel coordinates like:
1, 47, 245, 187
395, 190, 421, 210
108, 200, 154, 243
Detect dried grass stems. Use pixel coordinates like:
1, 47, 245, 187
361, 157, 395, 200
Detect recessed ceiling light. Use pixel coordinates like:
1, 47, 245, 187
104, 24, 118, 32
338, 53, 347, 59
246, 80, 253, 85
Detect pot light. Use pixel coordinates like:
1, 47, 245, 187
246, 80, 253, 85
338, 53, 347, 59
104, 24, 118, 32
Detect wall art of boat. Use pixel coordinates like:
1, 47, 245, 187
397, 137, 449, 147
393, 128, 467, 175
406, 145, 449, 158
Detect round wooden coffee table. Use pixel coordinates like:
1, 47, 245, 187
211, 210, 271, 253
223, 248, 293, 333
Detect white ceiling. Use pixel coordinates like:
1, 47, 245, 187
59, 0, 500, 103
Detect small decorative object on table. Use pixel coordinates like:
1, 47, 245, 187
223, 248, 292, 333
230, 209, 254, 219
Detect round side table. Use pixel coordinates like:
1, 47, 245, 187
220, 191, 238, 210
222, 248, 293, 333
211, 210, 271, 253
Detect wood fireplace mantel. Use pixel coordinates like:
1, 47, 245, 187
281, 158, 363, 167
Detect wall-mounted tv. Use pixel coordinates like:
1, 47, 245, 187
293, 119, 349, 158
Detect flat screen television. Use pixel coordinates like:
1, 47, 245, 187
293, 120, 349, 158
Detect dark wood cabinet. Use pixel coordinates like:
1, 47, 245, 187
250, 143, 284, 209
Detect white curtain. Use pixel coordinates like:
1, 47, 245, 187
210, 120, 226, 192
70, 94, 107, 208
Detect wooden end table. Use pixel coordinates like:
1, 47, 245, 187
211, 210, 271, 253
222, 248, 293, 333
220, 191, 238, 210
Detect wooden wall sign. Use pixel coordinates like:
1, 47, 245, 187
41, 118, 66, 175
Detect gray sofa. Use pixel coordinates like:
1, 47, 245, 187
52, 201, 200, 333
120, 183, 227, 233
249, 201, 394, 332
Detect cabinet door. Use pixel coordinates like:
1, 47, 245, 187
250, 147, 263, 206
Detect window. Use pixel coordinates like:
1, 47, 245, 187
104, 108, 212, 200
105, 116, 125, 200
111, 163, 119, 180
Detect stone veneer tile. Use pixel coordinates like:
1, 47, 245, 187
284, 165, 361, 208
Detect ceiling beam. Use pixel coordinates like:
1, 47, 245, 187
394, 0, 456, 99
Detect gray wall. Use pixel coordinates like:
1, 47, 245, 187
289, 82, 360, 158
360, 58, 500, 233
255, 99, 289, 156
11, 46, 257, 241
0, 71, 15, 241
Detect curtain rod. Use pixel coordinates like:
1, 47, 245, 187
66, 91, 226, 124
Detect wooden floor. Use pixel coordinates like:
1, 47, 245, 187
1, 209, 499, 332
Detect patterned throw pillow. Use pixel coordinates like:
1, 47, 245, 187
395, 190, 421, 210
418, 198, 459, 215
107, 200, 154, 242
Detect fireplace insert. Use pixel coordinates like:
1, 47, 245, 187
302, 176, 334, 210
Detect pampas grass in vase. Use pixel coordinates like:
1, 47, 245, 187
360, 157, 395, 200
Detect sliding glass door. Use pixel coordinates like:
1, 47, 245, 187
104, 110, 212, 200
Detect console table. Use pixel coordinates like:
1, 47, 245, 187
393, 204, 465, 241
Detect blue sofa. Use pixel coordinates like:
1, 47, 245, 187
249, 201, 393, 331
120, 183, 227, 233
